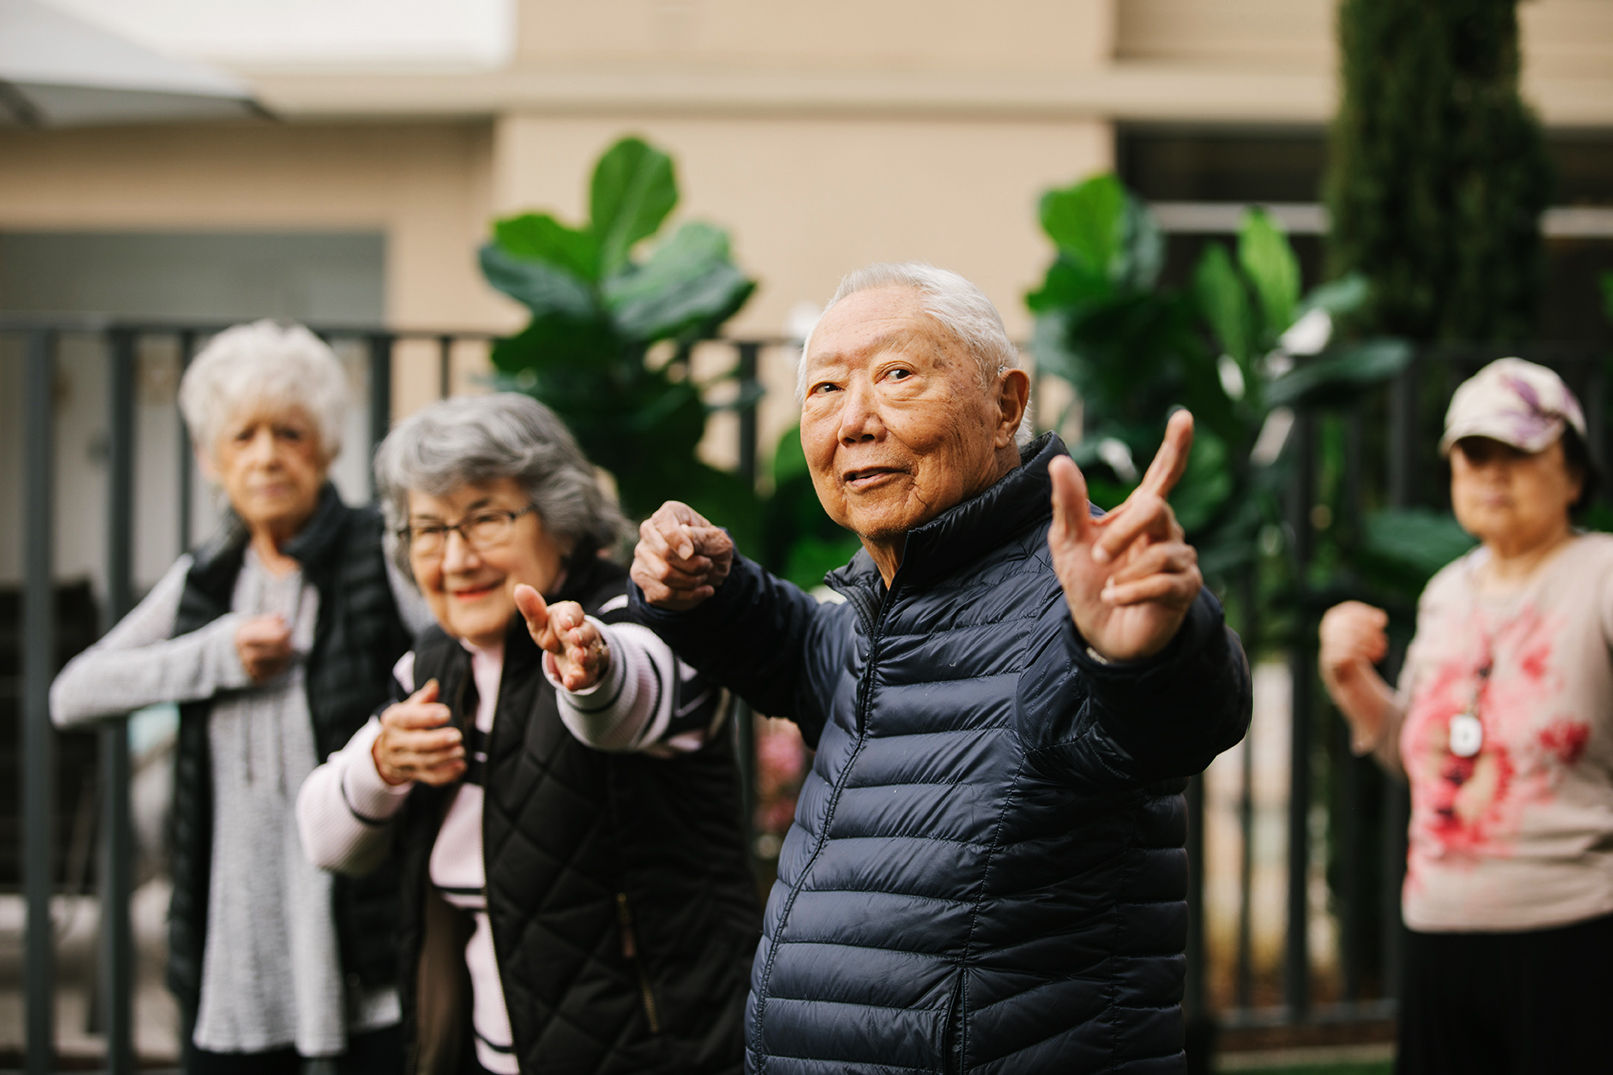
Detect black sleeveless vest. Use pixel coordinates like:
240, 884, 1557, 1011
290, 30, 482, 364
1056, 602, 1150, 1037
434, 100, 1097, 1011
394, 556, 759, 1074
166, 484, 413, 1020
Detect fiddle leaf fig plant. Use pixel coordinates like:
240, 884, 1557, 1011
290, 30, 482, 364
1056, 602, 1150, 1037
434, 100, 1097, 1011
479, 136, 761, 549
1027, 172, 1415, 642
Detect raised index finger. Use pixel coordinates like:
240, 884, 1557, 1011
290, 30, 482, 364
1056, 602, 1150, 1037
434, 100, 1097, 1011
1135, 409, 1195, 500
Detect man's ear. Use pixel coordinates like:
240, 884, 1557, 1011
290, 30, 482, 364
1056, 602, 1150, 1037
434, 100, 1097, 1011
194, 444, 218, 483
995, 368, 1031, 445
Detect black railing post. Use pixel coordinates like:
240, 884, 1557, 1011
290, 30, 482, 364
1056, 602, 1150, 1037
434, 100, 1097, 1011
1284, 406, 1316, 1022
368, 334, 394, 498
732, 341, 762, 843
1234, 569, 1259, 1012
178, 330, 198, 551
98, 329, 137, 1074
438, 334, 455, 399
1381, 356, 1421, 1008
23, 329, 58, 1075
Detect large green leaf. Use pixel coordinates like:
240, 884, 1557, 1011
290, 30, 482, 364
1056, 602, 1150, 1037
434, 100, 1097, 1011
1359, 507, 1475, 591
1169, 424, 1236, 536
1237, 209, 1300, 341
590, 137, 678, 278
1192, 243, 1254, 370
603, 222, 757, 343
1296, 273, 1371, 320
487, 318, 619, 378
479, 242, 599, 319
492, 212, 600, 284
1038, 174, 1127, 279
1117, 194, 1166, 289
1266, 338, 1413, 408
1025, 255, 1112, 313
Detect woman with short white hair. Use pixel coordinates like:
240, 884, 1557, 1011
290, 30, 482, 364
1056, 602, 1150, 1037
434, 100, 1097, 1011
52, 319, 425, 1074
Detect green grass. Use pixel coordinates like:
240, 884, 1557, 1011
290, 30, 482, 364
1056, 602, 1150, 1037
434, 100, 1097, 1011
1218, 1061, 1392, 1075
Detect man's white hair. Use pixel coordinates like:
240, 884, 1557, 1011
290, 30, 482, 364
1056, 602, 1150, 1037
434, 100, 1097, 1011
178, 320, 349, 461
797, 262, 1030, 443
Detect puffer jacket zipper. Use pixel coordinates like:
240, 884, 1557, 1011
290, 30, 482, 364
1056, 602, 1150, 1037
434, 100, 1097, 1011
751, 572, 894, 1069
615, 892, 662, 1032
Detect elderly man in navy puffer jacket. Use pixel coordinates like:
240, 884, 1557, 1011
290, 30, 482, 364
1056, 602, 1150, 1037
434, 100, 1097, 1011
630, 262, 1252, 1074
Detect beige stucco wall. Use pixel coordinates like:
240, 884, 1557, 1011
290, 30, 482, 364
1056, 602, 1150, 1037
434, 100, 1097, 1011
0, 121, 506, 413
511, 0, 1116, 70
1116, 0, 1613, 125
0, 121, 501, 326
3, 0, 1610, 433
486, 113, 1109, 461
489, 116, 1111, 338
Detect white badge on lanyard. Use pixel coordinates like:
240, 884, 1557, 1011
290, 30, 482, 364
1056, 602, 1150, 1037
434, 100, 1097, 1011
1449, 711, 1484, 758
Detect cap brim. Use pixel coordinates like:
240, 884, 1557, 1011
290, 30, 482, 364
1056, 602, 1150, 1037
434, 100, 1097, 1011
1439, 415, 1566, 456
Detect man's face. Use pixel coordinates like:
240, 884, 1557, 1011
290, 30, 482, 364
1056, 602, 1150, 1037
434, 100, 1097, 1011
799, 284, 1019, 580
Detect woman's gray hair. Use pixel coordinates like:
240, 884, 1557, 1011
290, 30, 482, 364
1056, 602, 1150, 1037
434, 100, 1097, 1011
373, 392, 626, 580
798, 262, 1030, 442
178, 320, 349, 460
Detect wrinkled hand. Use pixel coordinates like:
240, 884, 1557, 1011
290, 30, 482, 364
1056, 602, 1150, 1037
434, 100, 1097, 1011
235, 614, 295, 683
371, 680, 465, 787
1318, 601, 1389, 687
515, 584, 609, 692
1048, 410, 1202, 661
630, 501, 734, 611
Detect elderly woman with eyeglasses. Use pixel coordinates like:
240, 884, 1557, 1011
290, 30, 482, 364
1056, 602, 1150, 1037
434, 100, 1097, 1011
296, 393, 760, 1075
1319, 358, 1613, 1073
51, 321, 424, 1074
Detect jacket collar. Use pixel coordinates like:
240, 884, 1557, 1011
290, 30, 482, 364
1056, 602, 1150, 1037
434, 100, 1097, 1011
828, 432, 1067, 593
190, 482, 349, 593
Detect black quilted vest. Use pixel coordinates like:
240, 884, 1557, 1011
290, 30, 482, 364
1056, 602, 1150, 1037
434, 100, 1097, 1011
395, 556, 759, 1075
166, 484, 413, 1021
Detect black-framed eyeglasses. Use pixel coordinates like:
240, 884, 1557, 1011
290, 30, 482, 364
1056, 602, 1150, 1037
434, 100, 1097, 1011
400, 506, 536, 558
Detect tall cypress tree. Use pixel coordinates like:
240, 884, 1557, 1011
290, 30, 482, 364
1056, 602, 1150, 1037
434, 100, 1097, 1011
1325, 0, 1552, 344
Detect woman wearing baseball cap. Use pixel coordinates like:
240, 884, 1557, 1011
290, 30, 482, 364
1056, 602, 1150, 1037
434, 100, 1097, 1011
1319, 357, 1611, 1073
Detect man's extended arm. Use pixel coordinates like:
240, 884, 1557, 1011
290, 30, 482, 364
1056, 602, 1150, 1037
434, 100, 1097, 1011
630, 501, 849, 748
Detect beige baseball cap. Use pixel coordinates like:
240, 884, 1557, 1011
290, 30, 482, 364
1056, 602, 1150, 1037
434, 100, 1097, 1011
1438, 357, 1587, 457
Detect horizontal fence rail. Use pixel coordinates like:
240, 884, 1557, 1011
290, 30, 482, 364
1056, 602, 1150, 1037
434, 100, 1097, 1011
2, 317, 1607, 1071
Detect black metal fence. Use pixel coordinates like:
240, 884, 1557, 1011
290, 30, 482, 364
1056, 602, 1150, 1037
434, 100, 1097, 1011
3, 317, 1607, 1072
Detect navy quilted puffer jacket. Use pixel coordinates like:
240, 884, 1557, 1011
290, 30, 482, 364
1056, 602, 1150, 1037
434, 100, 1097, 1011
632, 434, 1251, 1074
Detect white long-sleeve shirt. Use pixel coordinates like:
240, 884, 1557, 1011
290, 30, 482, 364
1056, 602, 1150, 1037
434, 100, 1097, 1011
49, 550, 429, 1056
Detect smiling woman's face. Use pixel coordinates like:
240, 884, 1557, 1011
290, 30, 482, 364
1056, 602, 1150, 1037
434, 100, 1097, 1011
406, 477, 567, 651
798, 285, 1022, 581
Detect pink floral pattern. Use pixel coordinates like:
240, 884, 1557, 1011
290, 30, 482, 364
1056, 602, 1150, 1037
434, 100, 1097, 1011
1401, 601, 1589, 892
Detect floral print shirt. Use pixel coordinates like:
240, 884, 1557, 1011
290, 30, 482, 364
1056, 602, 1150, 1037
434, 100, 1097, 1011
1393, 532, 1613, 932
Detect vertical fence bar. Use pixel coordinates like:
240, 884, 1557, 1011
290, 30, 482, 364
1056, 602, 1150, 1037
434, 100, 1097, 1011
438, 334, 454, 399
1584, 359, 1606, 469
23, 329, 58, 1075
1284, 407, 1316, 1021
736, 341, 761, 490
368, 334, 394, 499
178, 330, 197, 551
732, 341, 762, 840
1381, 355, 1421, 1006
1234, 568, 1258, 1012
98, 330, 137, 1073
